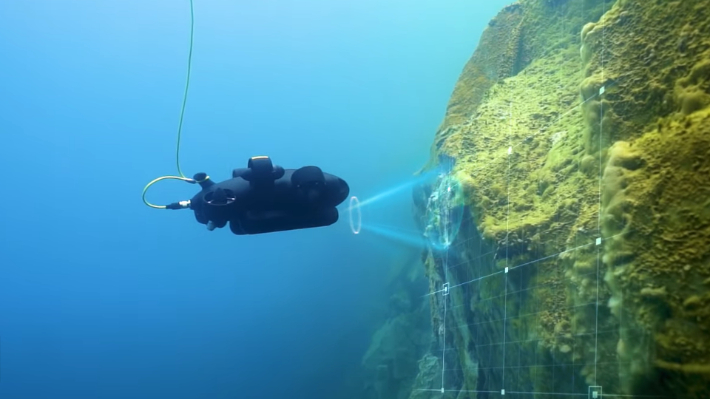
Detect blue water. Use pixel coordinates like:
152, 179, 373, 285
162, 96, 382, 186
0, 1, 510, 398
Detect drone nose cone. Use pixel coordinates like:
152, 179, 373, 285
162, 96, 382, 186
336, 178, 350, 205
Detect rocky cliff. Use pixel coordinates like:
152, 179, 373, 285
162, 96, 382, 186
409, 0, 710, 398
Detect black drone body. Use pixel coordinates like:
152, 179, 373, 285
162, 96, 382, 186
186, 156, 350, 235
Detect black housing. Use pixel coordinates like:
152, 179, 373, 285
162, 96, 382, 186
189, 156, 350, 235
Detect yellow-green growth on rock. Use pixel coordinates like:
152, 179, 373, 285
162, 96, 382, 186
427, 3, 525, 163
412, 0, 710, 397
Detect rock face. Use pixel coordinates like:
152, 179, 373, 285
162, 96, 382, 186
355, 255, 432, 399
409, 0, 710, 398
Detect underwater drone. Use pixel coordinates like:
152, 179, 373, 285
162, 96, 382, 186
141, 3, 351, 235
157, 156, 350, 235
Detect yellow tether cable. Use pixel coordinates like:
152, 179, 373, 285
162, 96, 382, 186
142, 0, 198, 210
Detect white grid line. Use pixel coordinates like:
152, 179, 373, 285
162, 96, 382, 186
438, 325, 649, 354
414, 390, 672, 399
593, 0, 608, 385
442, 360, 632, 372
503, 99, 513, 388
441, 166, 453, 392
423, 232, 625, 298
506, 391, 588, 396
442, 269, 600, 315
453, 301, 599, 340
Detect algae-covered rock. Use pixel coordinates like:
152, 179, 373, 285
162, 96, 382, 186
408, 355, 445, 399
409, 0, 710, 398
428, 3, 525, 158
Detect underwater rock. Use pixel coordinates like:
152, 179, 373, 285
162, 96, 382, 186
409, 0, 710, 398
407, 355, 444, 399
357, 257, 432, 399
428, 2, 526, 157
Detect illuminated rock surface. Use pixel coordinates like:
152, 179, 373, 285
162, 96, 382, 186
406, 0, 710, 398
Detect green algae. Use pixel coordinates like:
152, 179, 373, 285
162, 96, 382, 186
409, 0, 710, 398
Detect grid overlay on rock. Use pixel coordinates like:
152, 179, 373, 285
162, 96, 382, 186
413, 1, 671, 398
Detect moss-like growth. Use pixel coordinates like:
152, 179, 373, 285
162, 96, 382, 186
407, 0, 710, 398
